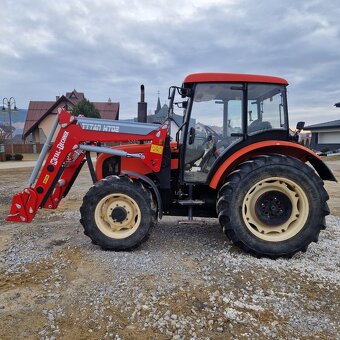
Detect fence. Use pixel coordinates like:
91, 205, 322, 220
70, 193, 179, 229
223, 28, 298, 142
4, 144, 43, 154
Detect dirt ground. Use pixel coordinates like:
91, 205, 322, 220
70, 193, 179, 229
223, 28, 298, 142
0, 158, 339, 339
323, 158, 340, 216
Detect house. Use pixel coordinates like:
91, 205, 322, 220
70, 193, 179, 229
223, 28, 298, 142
0, 124, 14, 141
303, 101, 340, 152
297, 131, 312, 148
139, 96, 197, 140
146, 103, 184, 140
23, 90, 119, 144
305, 119, 340, 151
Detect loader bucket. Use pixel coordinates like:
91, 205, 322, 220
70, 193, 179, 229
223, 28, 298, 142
6, 188, 38, 223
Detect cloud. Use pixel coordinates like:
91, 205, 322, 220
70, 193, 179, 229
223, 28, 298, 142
0, 0, 340, 126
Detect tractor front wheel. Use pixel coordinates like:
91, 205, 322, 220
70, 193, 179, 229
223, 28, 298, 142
80, 176, 155, 250
217, 155, 329, 258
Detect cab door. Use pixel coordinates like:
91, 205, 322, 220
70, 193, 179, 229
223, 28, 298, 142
182, 83, 244, 183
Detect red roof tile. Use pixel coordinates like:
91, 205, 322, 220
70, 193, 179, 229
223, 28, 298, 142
23, 101, 54, 137
23, 92, 120, 138
93, 102, 120, 120
66, 90, 85, 105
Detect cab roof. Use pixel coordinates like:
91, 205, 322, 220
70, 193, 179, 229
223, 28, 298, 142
183, 73, 288, 85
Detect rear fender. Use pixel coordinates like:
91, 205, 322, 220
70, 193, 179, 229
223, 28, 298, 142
209, 141, 337, 189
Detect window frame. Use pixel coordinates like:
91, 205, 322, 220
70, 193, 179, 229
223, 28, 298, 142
246, 83, 289, 136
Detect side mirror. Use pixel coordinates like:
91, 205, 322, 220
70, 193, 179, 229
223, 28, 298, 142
188, 127, 195, 145
296, 121, 305, 131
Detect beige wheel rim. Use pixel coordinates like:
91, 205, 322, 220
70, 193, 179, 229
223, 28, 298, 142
242, 177, 309, 242
95, 193, 141, 239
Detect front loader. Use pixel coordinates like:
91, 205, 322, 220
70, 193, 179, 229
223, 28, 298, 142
6, 73, 337, 258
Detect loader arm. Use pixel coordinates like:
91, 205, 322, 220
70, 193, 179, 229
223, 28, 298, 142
6, 108, 168, 223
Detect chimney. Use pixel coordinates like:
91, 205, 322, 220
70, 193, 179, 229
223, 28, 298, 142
56, 96, 60, 101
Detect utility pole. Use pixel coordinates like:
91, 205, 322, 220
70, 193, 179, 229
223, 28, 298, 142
2, 97, 18, 155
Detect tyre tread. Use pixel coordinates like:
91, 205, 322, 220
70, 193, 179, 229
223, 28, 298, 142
217, 154, 329, 258
80, 175, 153, 251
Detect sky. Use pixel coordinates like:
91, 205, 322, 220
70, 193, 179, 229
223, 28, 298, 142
1, 0, 340, 127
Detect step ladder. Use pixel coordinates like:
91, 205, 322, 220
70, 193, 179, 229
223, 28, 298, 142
178, 184, 204, 223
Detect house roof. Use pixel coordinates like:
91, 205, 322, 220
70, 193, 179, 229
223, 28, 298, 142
23, 91, 119, 138
305, 119, 340, 130
146, 104, 187, 128
92, 102, 119, 120
23, 101, 55, 138
23, 95, 76, 138
147, 104, 169, 124
65, 90, 84, 104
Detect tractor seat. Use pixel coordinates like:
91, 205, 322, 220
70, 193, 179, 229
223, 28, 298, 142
248, 120, 272, 134
184, 144, 205, 168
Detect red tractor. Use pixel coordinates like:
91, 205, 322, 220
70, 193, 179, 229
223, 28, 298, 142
7, 73, 336, 258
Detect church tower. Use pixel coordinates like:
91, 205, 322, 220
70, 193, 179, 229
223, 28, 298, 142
155, 92, 161, 114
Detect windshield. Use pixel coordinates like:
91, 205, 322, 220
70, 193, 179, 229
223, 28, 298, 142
191, 83, 243, 136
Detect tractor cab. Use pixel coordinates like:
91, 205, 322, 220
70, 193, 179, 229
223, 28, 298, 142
168, 73, 290, 184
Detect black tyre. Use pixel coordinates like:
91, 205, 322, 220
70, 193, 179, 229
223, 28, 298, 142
217, 155, 329, 258
80, 175, 155, 250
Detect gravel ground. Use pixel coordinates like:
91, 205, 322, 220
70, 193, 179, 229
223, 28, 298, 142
0, 164, 340, 339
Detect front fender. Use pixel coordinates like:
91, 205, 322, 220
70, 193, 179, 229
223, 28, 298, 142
209, 141, 337, 189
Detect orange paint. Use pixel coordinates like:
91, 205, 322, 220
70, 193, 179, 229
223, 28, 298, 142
209, 141, 321, 189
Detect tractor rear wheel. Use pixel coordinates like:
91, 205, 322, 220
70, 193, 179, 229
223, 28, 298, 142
217, 155, 329, 258
80, 175, 154, 250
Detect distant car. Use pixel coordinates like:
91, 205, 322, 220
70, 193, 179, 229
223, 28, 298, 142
316, 151, 327, 156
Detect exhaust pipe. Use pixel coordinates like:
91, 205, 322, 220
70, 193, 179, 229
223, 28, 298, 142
137, 84, 147, 123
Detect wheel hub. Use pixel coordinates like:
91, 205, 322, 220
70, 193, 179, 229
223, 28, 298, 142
242, 177, 309, 242
94, 193, 142, 239
111, 206, 127, 223
255, 190, 292, 226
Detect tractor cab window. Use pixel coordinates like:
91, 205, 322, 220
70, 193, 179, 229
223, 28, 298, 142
184, 83, 244, 183
247, 84, 287, 135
